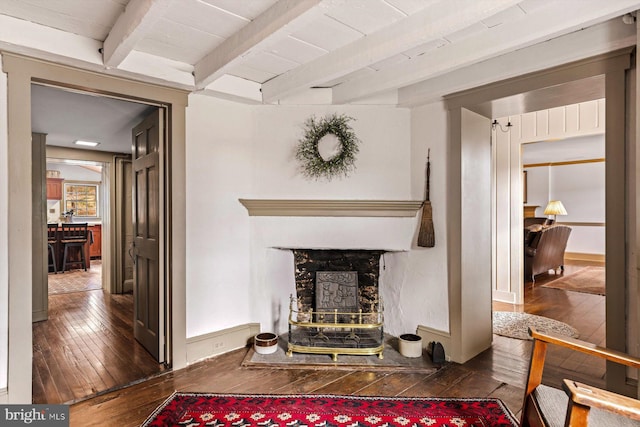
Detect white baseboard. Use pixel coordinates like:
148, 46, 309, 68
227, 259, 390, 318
186, 323, 260, 364
492, 290, 517, 304
0, 388, 7, 403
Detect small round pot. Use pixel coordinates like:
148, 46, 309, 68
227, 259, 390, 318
254, 332, 278, 355
398, 333, 423, 358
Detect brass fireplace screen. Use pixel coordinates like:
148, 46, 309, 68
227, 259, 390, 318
287, 271, 384, 361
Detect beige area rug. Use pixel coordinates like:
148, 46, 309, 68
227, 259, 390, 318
242, 334, 439, 373
541, 266, 605, 296
493, 311, 579, 340
48, 260, 102, 294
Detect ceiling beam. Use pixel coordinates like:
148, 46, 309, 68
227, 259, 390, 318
194, 0, 322, 90
102, 0, 174, 68
0, 14, 193, 90
398, 19, 635, 108
332, 0, 640, 104
261, 0, 520, 103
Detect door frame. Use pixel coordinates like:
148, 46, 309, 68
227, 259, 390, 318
444, 48, 633, 394
2, 53, 188, 403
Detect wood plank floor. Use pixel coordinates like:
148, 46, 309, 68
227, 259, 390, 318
33, 267, 167, 404
67, 261, 605, 427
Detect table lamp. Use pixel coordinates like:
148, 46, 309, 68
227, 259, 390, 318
543, 200, 567, 222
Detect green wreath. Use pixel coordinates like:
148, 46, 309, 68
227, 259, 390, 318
295, 114, 361, 181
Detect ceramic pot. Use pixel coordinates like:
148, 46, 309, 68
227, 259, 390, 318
254, 332, 278, 355
398, 333, 423, 358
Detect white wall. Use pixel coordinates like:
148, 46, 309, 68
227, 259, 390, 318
0, 56, 8, 394
185, 95, 253, 337
407, 102, 449, 333
185, 95, 451, 340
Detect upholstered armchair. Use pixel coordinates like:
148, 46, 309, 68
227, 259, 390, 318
524, 225, 571, 283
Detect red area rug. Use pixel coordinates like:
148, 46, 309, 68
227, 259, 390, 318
142, 393, 518, 426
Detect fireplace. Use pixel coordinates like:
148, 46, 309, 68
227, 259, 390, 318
286, 249, 385, 360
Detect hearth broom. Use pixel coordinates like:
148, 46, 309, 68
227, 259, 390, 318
417, 149, 435, 247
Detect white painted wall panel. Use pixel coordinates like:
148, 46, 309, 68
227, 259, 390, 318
520, 112, 537, 141
548, 106, 566, 136
535, 110, 548, 138
579, 100, 599, 131
565, 104, 579, 134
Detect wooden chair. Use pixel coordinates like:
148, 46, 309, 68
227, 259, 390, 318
522, 327, 640, 427
47, 223, 58, 274
60, 223, 88, 272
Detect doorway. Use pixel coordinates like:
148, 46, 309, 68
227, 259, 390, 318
31, 84, 167, 403
444, 48, 632, 395
1, 53, 188, 403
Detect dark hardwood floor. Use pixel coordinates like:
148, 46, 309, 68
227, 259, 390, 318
494, 261, 606, 390
65, 261, 604, 427
33, 263, 166, 405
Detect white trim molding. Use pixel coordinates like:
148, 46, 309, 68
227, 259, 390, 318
238, 199, 423, 217
186, 323, 260, 364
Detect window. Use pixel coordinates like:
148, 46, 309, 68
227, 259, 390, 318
64, 182, 100, 218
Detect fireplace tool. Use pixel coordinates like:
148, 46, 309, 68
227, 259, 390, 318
418, 149, 435, 247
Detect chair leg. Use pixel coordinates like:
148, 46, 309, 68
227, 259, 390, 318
48, 244, 57, 274
62, 245, 68, 273
62, 243, 88, 272
80, 244, 87, 271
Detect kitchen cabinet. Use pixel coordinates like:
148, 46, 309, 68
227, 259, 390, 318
89, 224, 101, 258
46, 178, 63, 200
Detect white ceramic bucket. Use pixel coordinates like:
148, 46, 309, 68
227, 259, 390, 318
398, 333, 423, 358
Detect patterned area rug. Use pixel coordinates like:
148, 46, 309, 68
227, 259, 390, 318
541, 266, 605, 296
142, 393, 518, 427
493, 311, 579, 340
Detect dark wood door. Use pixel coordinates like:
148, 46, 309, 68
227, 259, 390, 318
132, 109, 163, 362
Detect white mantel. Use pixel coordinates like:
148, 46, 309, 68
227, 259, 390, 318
239, 199, 423, 217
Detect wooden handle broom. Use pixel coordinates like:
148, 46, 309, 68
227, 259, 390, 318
418, 149, 435, 247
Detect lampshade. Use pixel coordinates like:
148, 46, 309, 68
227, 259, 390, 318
543, 200, 567, 216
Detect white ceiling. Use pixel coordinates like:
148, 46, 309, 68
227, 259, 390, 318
1, 0, 639, 105
31, 84, 154, 153
3, 0, 640, 152
522, 134, 605, 164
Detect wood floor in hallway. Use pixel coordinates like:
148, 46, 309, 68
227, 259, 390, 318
33, 263, 166, 404
67, 261, 606, 427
